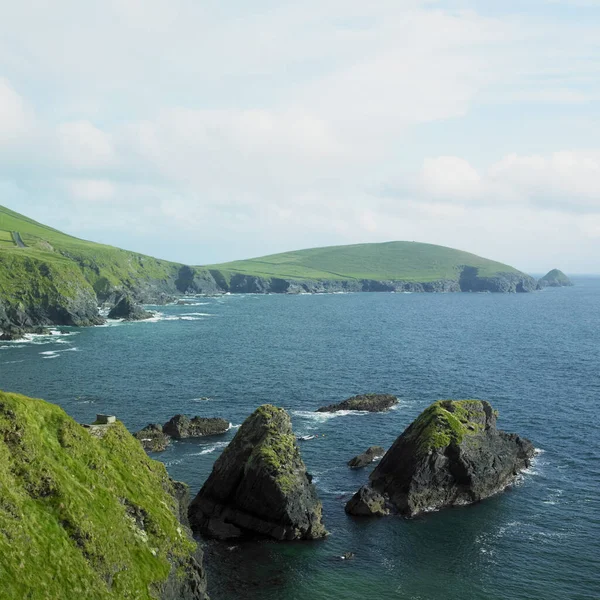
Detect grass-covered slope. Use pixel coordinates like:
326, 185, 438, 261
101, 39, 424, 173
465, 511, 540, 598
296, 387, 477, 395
207, 241, 523, 282
0, 391, 207, 600
0, 205, 183, 300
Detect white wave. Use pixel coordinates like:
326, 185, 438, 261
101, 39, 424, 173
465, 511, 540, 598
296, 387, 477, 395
180, 312, 215, 317
292, 409, 370, 421
42, 354, 60, 359
40, 350, 59, 356
179, 316, 202, 321
0, 344, 26, 349
229, 423, 241, 430
190, 397, 213, 403
190, 441, 229, 456
2, 359, 25, 364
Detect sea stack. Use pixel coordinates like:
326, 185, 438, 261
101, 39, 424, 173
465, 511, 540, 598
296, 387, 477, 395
346, 400, 534, 517
538, 269, 573, 287
188, 404, 327, 541
107, 294, 153, 320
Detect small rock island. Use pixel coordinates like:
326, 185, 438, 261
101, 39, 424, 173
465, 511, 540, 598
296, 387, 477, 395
317, 393, 398, 413
346, 400, 534, 517
538, 269, 574, 287
188, 404, 327, 541
107, 294, 153, 321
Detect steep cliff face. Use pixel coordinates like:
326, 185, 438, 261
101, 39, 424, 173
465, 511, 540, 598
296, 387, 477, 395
0, 252, 103, 333
346, 400, 535, 517
189, 405, 327, 541
0, 391, 208, 600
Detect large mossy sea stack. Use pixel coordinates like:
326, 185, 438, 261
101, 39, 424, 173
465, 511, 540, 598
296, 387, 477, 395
0, 391, 207, 600
317, 393, 398, 413
189, 404, 327, 541
346, 400, 535, 517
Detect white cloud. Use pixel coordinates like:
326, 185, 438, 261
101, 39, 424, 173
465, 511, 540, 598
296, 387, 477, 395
65, 179, 116, 201
0, 78, 31, 144
56, 121, 114, 170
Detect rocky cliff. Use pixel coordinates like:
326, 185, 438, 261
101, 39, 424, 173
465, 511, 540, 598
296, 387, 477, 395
0, 391, 208, 600
346, 400, 534, 517
189, 405, 327, 541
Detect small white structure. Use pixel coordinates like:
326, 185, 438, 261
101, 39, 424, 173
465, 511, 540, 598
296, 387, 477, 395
96, 414, 116, 425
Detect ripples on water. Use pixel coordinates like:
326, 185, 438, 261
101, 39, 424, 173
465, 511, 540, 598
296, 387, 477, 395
1, 281, 600, 600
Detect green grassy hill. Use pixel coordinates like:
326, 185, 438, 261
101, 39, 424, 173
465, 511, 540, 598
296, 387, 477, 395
0, 204, 540, 332
206, 241, 524, 283
0, 391, 207, 599
0, 205, 182, 299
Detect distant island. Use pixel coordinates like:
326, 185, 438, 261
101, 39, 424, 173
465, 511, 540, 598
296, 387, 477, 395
0, 204, 567, 332
538, 269, 574, 287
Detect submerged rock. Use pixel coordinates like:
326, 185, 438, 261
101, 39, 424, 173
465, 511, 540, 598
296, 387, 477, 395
317, 393, 398, 413
163, 414, 230, 439
189, 404, 327, 541
348, 446, 386, 468
108, 295, 153, 321
345, 400, 534, 517
135, 423, 170, 452
538, 269, 573, 288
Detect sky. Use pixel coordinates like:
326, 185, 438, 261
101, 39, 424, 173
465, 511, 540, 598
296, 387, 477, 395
1, 0, 599, 273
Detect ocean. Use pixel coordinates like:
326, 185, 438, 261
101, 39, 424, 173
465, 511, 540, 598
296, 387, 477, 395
1, 280, 599, 600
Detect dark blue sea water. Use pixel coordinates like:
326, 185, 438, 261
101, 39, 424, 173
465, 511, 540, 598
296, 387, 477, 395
1, 282, 600, 600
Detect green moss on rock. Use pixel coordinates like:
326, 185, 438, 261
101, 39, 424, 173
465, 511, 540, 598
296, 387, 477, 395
0, 391, 206, 599
407, 400, 491, 453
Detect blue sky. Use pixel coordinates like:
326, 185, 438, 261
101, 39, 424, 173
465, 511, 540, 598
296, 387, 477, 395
1, 0, 599, 272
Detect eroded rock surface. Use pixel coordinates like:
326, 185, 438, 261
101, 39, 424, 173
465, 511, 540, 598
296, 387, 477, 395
189, 404, 327, 541
346, 400, 534, 517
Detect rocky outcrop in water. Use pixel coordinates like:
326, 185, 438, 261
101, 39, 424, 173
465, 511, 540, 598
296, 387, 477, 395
317, 394, 398, 413
345, 400, 534, 517
538, 269, 573, 287
188, 404, 327, 541
163, 415, 230, 439
135, 423, 171, 452
108, 295, 153, 321
348, 446, 386, 468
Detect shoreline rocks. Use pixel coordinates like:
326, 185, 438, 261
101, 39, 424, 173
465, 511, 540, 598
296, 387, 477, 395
135, 423, 171, 452
317, 393, 398, 413
163, 415, 230, 439
348, 446, 386, 468
345, 400, 534, 517
108, 294, 154, 321
188, 404, 327, 541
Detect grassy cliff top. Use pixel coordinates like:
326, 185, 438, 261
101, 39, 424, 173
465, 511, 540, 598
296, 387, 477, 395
405, 400, 496, 453
205, 241, 523, 283
0, 390, 195, 599
0, 205, 181, 297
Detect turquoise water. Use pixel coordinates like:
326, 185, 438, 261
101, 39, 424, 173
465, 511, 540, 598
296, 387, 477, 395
1, 282, 599, 599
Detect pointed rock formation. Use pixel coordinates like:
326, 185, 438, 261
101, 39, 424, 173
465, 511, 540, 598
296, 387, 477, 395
108, 294, 153, 320
538, 269, 573, 287
189, 404, 327, 541
346, 400, 534, 517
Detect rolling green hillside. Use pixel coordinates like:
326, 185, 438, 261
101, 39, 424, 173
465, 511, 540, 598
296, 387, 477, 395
0, 205, 182, 298
207, 241, 522, 283
0, 391, 207, 599
0, 204, 541, 332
